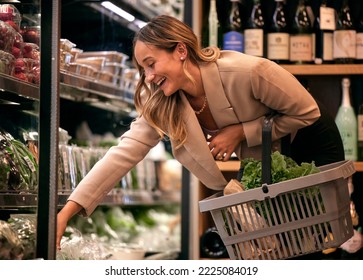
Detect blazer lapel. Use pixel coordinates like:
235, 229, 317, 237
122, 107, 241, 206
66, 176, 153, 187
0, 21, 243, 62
199, 61, 240, 127
172, 93, 227, 190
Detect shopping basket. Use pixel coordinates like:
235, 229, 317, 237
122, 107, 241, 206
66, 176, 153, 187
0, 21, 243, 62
199, 115, 355, 260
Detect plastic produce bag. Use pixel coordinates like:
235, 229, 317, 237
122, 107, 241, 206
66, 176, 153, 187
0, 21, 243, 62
0, 135, 21, 191
57, 228, 106, 260
340, 228, 363, 254
0, 130, 38, 191
0, 220, 24, 260
223, 179, 279, 259
10, 137, 38, 191
8, 214, 36, 259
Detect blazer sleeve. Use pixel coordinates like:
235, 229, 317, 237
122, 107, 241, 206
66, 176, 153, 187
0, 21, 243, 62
243, 59, 320, 147
67, 116, 161, 216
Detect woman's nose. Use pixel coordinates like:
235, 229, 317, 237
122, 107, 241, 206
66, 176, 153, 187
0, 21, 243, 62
145, 71, 155, 83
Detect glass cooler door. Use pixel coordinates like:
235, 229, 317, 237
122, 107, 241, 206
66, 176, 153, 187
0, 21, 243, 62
0, 0, 60, 260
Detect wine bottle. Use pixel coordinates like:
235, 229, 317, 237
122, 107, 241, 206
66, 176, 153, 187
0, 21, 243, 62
267, 0, 289, 64
208, 0, 220, 47
333, 0, 356, 63
223, 0, 244, 52
357, 103, 363, 161
244, 0, 265, 57
289, 0, 314, 64
335, 77, 357, 161
314, 0, 335, 64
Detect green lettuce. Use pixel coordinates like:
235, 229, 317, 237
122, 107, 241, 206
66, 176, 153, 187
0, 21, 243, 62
241, 151, 320, 190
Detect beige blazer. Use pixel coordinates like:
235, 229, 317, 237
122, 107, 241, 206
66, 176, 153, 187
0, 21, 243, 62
68, 51, 320, 216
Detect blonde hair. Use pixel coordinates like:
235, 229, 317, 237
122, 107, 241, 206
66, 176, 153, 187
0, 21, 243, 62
132, 15, 220, 148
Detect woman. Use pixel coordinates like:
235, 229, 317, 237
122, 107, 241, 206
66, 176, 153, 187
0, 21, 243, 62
56, 15, 344, 250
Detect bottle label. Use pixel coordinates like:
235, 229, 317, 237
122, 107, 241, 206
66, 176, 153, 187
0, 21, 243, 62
267, 33, 289, 60
356, 33, 363, 59
290, 34, 313, 62
333, 30, 357, 59
320, 7, 336, 31
323, 32, 333, 60
223, 31, 244, 52
244, 29, 264, 57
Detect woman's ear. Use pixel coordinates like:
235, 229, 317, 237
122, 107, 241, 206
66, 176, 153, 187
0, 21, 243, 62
176, 42, 187, 56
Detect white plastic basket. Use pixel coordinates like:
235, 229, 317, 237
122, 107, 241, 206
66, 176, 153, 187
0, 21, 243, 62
199, 160, 355, 260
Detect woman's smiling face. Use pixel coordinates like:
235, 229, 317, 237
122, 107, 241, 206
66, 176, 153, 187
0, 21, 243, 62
134, 41, 186, 96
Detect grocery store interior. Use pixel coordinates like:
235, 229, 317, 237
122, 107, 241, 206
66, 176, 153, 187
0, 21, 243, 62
1, 0, 363, 260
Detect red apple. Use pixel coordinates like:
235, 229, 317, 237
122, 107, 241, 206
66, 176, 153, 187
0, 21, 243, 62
5, 20, 19, 32
13, 71, 27, 81
14, 58, 25, 70
11, 46, 21, 58
23, 30, 39, 45
23, 44, 33, 54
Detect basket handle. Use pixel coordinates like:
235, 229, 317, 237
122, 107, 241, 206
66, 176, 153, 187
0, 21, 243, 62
262, 112, 291, 192
236, 112, 291, 192
262, 115, 273, 185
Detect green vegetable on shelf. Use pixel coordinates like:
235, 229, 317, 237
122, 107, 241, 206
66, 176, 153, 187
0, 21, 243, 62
0, 142, 21, 191
0, 130, 38, 191
106, 207, 139, 239
10, 138, 39, 191
131, 207, 157, 228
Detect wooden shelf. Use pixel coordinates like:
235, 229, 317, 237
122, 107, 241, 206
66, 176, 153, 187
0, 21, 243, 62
216, 160, 240, 172
354, 161, 363, 172
216, 160, 363, 172
280, 64, 363, 75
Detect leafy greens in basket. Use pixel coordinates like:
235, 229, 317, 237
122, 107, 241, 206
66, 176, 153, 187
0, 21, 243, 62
240, 151, 323, 228
240, 151, 320, 190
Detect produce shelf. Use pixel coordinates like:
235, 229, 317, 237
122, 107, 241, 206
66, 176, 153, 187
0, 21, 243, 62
0, 189, 180, 209
280, 64, 363, 75
0, 71, 135, 115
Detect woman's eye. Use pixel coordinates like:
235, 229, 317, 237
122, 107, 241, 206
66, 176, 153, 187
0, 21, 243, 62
148, 63, 154, 68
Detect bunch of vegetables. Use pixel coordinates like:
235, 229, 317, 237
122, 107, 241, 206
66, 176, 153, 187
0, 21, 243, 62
0, 130, 38, 191
0, 136, 20, 191
241, 151, 320, 189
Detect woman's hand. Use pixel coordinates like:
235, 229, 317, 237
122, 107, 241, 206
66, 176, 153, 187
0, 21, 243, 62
208, 123, 245, 161
56, 201, 83, 250
56, 212, 68, 250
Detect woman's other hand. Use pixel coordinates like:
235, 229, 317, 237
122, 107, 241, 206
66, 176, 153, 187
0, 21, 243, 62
208, 123, 245, 161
